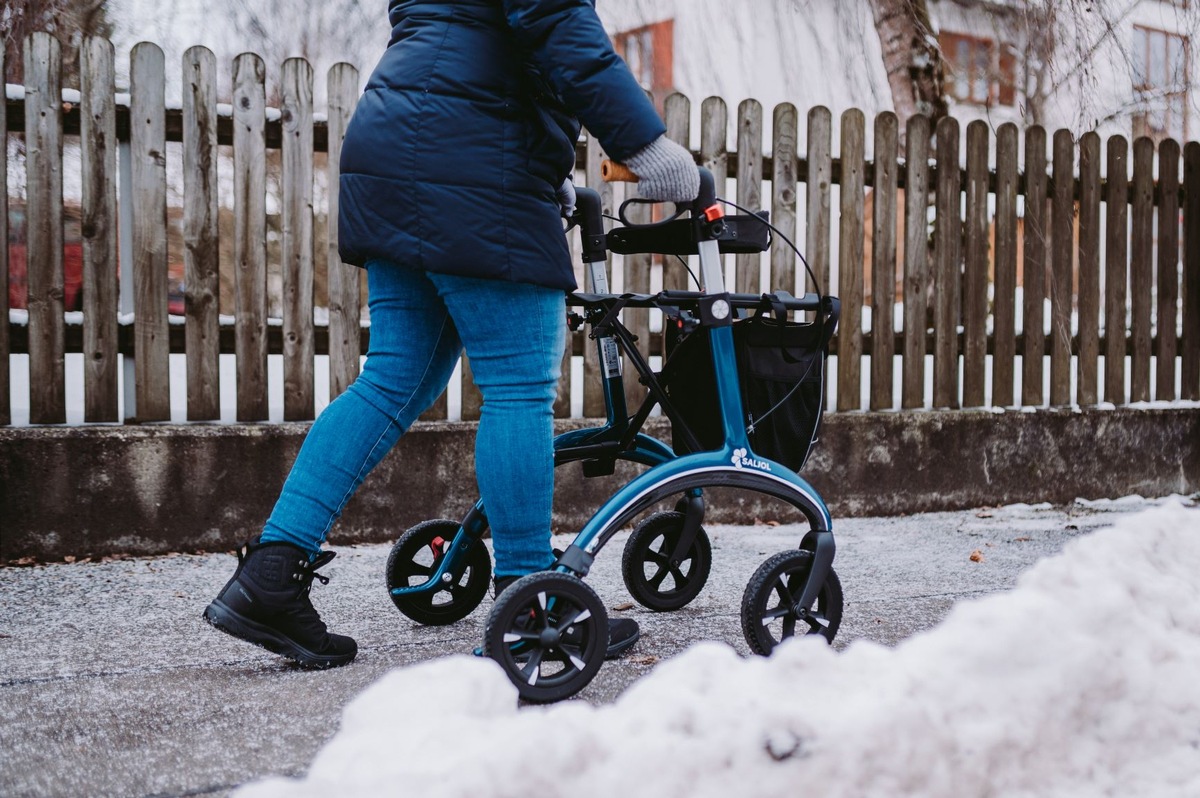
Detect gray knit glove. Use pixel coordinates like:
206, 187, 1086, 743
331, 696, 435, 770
624, 135, 700, 202
555, 176, 576, 218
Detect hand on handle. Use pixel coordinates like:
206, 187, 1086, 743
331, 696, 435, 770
610, 135, 700, 203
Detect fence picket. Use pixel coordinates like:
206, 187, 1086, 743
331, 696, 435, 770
1049, 129, 1074, 407
837, 109, 865, 412
130, 42, 171, 421
1023, 126, 1048, 407
0, 47, 6, 426
281, 58, 315, 420
663, 93, 692, 293
992, 123, 1019, 408
933, 116, 961, 409
1156, 140, 1181, 401
963, 120, 989, 407
701, 96, 729, 297
806, 106, 832, 299
80, 37, 119, 422
736, 99, 763, 295
1077, 132, 1101, 406
326, 63, 361, 401
901, 114, 930, 409
870, 111, 898, 411
771, 103, 798, 299
1105, 136, 1129, 405
182, 45, 220, 420
24, 33, 66, 423
1130, 137, 1154, 402
1185, 142, 1200, 401
582, 133, 614, 418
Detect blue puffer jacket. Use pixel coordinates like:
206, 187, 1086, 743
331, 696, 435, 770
338, 0, 667, 290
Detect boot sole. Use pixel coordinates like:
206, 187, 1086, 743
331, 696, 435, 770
203, 599, 356, 669
606, 628, 640, 659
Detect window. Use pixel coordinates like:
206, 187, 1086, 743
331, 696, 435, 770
1131, 26, 1189, 141
612, 20, 675, 111
940, 32, 1017, 107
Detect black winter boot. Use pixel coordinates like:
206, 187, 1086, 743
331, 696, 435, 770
203, 540, 357, 669
493, 575, 640, 659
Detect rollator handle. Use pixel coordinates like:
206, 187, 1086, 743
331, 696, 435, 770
600, 159, 638, 182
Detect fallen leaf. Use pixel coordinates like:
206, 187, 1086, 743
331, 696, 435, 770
1013, 536, 1032, 542
630, 655, 659, 666
612, 602, 634, 612
63, 555, 76, 564
765, 520, 780, 527
969, 550, 985, 563
976, 511, 994, 518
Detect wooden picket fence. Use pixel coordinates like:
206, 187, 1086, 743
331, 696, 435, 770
3, 32, 1199, 426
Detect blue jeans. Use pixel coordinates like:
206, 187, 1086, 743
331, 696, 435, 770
262, 260, 565, 578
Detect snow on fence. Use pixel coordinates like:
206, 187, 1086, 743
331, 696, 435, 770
4, 31, 1200, 426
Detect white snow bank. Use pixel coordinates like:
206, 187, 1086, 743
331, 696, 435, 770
249, 500, 1198, 797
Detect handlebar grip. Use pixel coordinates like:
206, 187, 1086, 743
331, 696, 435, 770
600, 160, 639, 183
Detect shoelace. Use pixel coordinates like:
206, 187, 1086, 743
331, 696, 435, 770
297, 551, 336, 589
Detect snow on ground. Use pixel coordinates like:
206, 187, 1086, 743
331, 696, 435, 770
236, 500, 1200, 798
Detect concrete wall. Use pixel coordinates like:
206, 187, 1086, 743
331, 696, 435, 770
2, 408, 1197, 562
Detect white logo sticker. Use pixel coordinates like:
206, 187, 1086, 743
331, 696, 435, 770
731, 447, 771, 471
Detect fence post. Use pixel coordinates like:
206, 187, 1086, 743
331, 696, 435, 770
992, 123, 1019, 408
735, 99, 763, 295
327, 63, 362, 403
281, 57, 315, 421
1130, 137, 1154, 402
806, 106, 832, 300
771, 102, 798, 300
1156, 139, 1181, 401
1049, 129, 1074, 407
837, 109, 865, 412
663, 92, 692, 292
901, 114, 930, 410
870, 111, 898, 411
1022, 126, 1048, 407
963, 120, 989, 408
0, 48, 7, 426
182, 45, 221, 420
81, 37, 120, 423
233, 52, 269, 421
25, 32, 66, 424
1184, 142, 1200, 400
1104, 135, 1129, 405
933, 116, 961, 409
1077, 132, 1101, 407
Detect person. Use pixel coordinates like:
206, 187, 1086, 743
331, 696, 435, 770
203, 0, 700, 669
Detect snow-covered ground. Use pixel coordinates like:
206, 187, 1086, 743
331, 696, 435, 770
236, 499, 1200, 798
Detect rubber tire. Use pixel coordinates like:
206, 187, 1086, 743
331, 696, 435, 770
385, 519, 491, 626
621, 511, 712, 611
483, 571, 608, 703
740, 549, 843, 655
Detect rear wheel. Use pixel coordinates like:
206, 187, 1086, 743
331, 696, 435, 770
621, 511, 712, 611
385, 519, 491, 626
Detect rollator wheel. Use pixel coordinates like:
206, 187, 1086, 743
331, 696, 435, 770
483, 571, 608, 703
740, 549, 843, 655
385, 519, 492, 626
620, 511, 712, 611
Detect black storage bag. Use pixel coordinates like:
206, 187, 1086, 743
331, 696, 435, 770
661, 301, 837, 472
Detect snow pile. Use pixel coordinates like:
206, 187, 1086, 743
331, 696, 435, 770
238, 501, 1200, 798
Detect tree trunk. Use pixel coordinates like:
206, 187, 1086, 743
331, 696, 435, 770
869, 0, 947, 134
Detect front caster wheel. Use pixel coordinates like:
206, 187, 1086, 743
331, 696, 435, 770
621, 511, 712, 611
741, 549, 843, 655
483, 572, 608, 703
385, 519, 491, 626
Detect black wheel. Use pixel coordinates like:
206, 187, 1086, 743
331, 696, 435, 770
385, 519, 491, 626
621, 511, 712, 611
483, 571, 608, 703
741, 549, 843, 655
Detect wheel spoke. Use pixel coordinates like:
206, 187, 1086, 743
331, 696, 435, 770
668, 565, 689, 586
406, 563, 432, 577
781, 616, 797, 639
554, 644, 587, 672
503, 629, 540, 644
519, 648, 545, 686
804, 611, 831, 631
760, 604, 792, 624
557, 606, 590, 628
773, 578, 797, 609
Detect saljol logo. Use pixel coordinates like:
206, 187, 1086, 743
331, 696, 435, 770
731, 447, 771, 471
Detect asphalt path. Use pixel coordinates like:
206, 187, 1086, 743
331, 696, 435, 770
0, 498, 1164, 798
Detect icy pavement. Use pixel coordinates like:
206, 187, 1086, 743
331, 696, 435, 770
0, 496, 1194, 798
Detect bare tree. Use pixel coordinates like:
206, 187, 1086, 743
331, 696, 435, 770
868, 0, 948, 132
2, 0, 114, 85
